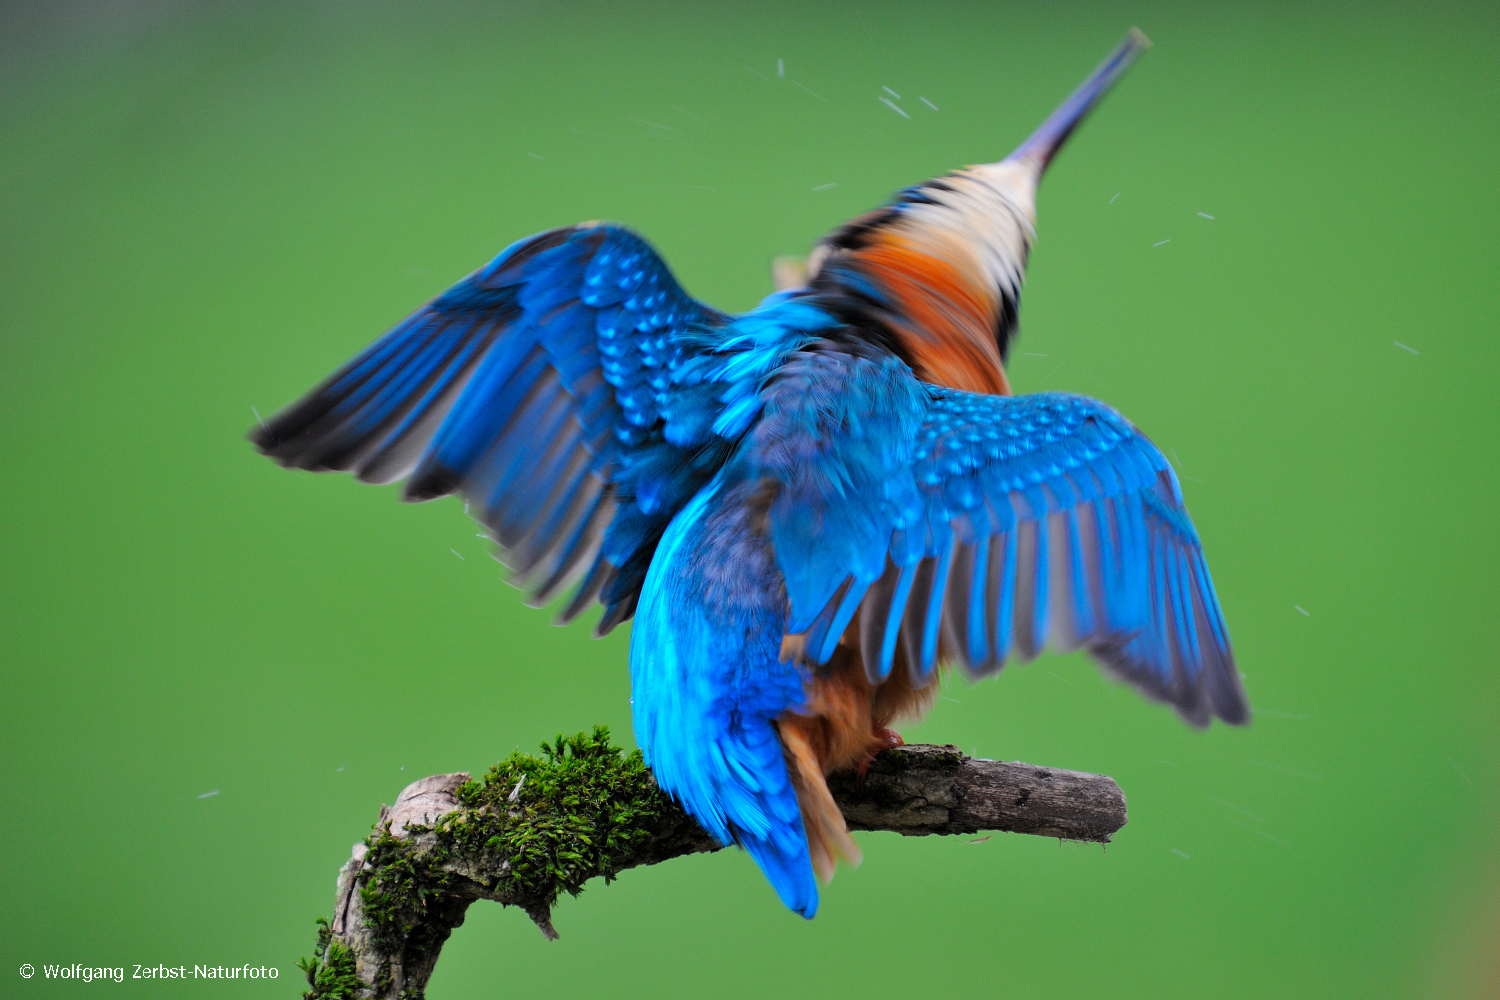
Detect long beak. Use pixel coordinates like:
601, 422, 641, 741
1006, 28, 1151, 175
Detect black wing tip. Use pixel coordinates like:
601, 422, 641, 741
248, 418, 296, 460
1182, 676, 1251, 728
404, 464, 462, 503
1090, 641, 1251, 728
1204, 648, 1252, 726
554, 557, 613, 626
1219, 705, 1252, 726
1170, 679, 1251, 728
247, 421, 272, 450
1211, 685, 1252, 726
248, 400, 363, 473
247, 419, 324, 471
594, 590, 639, 637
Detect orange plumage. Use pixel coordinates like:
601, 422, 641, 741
778, 227, 1015, 878
854, 234, 1012, 395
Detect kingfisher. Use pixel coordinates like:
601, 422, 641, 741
252, 29, 1247, 920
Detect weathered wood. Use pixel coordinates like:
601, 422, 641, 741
829, 744, 1128, 841
309, 745, 1125, 999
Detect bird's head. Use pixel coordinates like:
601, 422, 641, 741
805, 29, 1151, 396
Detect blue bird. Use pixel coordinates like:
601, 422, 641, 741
252, 29, 1246, 920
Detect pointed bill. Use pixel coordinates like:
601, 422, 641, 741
807, 30, 1152, 383
1006, 28, 1152, 174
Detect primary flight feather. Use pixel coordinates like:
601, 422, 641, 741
252, 29, 1247, 919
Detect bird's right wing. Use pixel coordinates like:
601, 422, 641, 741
251, 224, 731, 631
750, 345, 1248, 727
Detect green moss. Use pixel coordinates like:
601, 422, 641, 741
443, 726, 670, 904
880, 745, 963, 769
303, 727, 672, 996
299, 918, 366, 999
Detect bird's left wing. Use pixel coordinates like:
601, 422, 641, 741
751, 345, 1248, 727
251, 224, 730, 629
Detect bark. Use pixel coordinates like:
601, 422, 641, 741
313, 745, 1125, 998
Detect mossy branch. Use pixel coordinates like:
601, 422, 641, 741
300, 728, 1126, 1000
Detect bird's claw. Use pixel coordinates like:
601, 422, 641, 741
855, 726, 906, 778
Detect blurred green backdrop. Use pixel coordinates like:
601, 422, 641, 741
3, 1, 1498, 997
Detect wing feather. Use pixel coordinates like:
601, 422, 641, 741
756, 351, 1247, 727
251, 224, 730, 626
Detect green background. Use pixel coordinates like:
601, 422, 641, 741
3, 2, 1497, 997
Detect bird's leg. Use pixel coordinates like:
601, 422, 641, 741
803, 642, 914, 779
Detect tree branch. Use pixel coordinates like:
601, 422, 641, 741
299, 735, 1126, 1000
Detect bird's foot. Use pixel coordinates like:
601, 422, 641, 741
855, 727, 905, 778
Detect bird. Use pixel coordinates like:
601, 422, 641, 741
250, 28, 1247, 920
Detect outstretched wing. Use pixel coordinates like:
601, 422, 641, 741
251, 224, 730, 630
753, 345, 1247, 727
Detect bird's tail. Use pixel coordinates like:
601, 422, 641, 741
631, 485, 821, 917
734, 746, 822, 918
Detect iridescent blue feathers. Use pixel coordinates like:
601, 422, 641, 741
632, 481, 819, 916
252, 215, 1245, 924
749, 357, 1246, 725
634, 328, 1245, 925
251, 224, 730, 630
